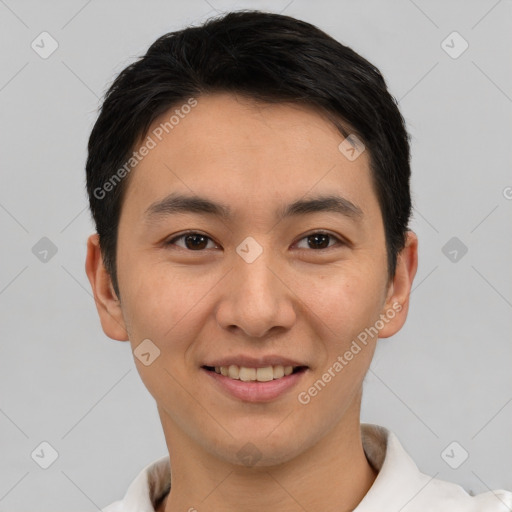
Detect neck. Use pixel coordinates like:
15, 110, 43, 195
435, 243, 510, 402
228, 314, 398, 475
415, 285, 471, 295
157, 406, 378, 512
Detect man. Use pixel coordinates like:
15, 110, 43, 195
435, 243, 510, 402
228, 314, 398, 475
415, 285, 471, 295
85, 10, 511, 511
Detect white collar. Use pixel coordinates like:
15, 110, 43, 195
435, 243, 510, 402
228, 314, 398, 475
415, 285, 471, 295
103, 423, 511, 512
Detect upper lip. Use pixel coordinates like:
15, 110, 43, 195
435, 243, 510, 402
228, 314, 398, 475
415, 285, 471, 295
202, 356, 308, 368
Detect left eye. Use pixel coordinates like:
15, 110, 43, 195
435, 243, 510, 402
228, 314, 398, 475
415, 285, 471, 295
295, 232, 342, 250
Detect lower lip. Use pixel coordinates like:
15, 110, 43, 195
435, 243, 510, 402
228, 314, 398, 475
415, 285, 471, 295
202, 368, 307, 403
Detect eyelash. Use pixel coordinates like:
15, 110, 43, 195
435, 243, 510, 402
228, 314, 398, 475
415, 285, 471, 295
165, 230, 345, 251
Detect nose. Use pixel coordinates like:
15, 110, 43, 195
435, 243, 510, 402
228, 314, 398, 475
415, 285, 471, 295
215, 249, 296, 339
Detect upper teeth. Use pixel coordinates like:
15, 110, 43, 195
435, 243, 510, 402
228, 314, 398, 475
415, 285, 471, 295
214, 365, 295, 381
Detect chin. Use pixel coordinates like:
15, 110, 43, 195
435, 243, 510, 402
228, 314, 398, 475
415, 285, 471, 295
213, 432, 312, 469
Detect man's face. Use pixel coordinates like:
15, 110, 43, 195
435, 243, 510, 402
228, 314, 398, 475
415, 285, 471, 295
92, 93, 412, 466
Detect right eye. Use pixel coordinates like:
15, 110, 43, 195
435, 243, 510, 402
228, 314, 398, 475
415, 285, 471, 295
165, 232, 219, 251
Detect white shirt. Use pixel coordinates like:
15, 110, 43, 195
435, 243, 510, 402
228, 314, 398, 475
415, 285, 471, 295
102, 423, 512, 511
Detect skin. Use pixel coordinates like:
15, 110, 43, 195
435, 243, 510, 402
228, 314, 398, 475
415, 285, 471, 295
86, 92, 418, 512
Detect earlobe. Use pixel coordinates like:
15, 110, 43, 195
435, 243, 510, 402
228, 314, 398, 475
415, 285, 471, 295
379, 231, 418, 339
85, 233, 129, 341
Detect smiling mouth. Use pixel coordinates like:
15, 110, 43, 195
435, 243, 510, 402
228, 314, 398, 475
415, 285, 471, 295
202, 364, 308, 382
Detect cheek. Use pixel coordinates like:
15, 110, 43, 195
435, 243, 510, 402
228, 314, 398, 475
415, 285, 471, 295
293, 269, 383, 426
120, 256, 215, 341
297, 264, 387, 342
119, 266, 208, 405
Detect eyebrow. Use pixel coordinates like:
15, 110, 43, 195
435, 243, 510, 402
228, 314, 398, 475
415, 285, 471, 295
144, 192, 363, 224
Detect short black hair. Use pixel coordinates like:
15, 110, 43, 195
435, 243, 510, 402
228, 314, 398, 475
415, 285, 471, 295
86, 10, 412, 299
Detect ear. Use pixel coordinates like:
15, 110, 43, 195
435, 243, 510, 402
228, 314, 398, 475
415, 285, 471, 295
378, 231, 418, 338
85, 233, 129, 341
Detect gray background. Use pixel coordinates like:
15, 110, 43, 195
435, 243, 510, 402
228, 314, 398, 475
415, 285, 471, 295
0, 0, 511, 510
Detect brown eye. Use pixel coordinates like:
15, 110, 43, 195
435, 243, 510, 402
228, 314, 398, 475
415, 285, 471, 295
296, 232, 341, 250
307, 233, 330, 249
184, 234, 209, 250
166, 232, 217, 250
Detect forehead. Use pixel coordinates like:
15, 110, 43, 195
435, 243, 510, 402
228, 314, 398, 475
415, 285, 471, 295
122, 92, 377, 221
147, 93, 352, 159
